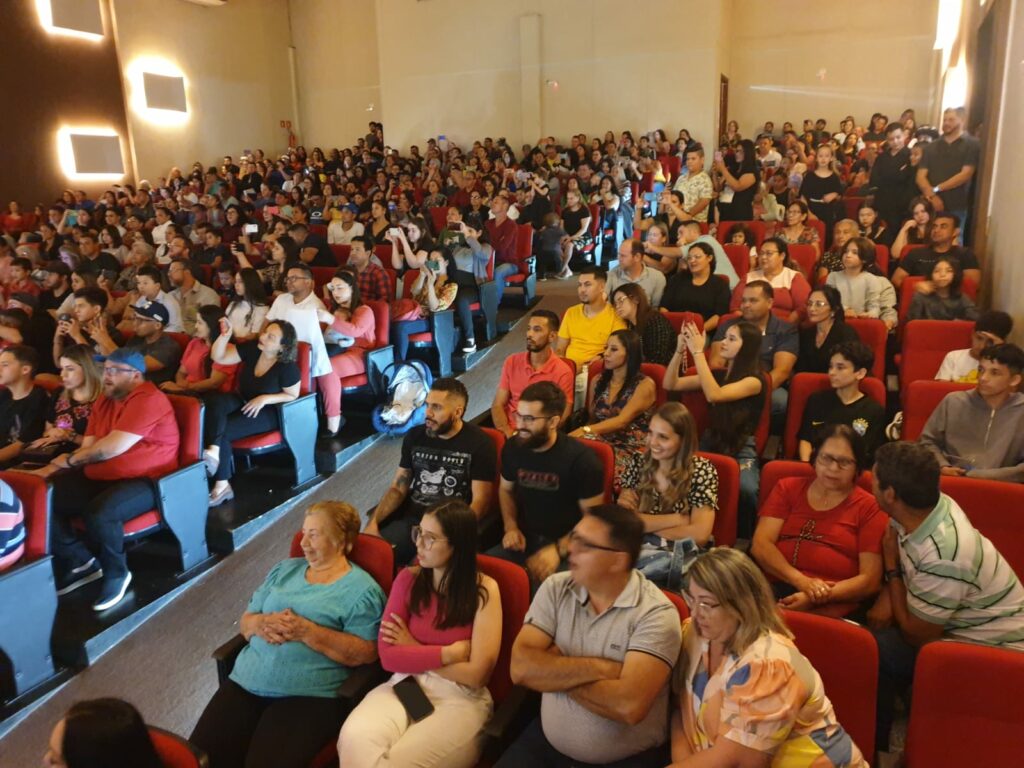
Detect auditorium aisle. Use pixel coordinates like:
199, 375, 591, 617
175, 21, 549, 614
0, 281, 578, 764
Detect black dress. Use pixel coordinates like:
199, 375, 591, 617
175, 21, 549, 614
796, 321, 861, 374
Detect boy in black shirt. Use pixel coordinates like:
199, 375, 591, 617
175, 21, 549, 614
0, 345, 48, 468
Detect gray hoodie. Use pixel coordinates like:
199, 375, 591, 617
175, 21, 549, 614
920, 389, 1024, 482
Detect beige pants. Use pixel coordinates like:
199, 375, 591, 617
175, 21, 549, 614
337, 671, 493, 768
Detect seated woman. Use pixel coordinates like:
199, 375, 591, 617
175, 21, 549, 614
570, 329, 656, 486
640, 220, 680, 275
45, 698, 163, 768
237, 234, 299, 297
890, 195, 934, 264
796, 285, 859, 374
444, 212, 493, 354
730, 237, 811, 324
826, 236, 898, 330
618, 402, 718, 589
857, 200, 888, 244
26, 343, 101, 457
661, 242, 731, 332
387, 217, 434, 273
316, 268, 376, 388
664, 321, 765, 537
907, 256, 978, 321
390, 250, 458, 362
160, 304, 237, 396
338, 500, 501, 768
226, 267, 271, 342
775, 200, 821, 259
611, 283, 675, 365
752, 424, 887, 619
204, 319, 301, 507
671, 548, 868, 767
191, 501, 386, 768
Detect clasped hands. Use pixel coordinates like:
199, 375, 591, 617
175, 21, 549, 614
255, 608, 313, 644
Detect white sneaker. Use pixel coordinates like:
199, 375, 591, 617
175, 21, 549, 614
461, 341, 477, 354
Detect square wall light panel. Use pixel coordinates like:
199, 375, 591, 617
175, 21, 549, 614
45, 0, 104, 38
69, 132, 124, 175
143, 72, 188, 112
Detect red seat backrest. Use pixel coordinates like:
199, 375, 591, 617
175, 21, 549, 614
902, 379, 973, 441
899, 243, 924, 261
843, 196, 866, 220
374, 244, 393, 268
788, 244, 817, 282
807, 219, 826, 245
515, 223, 533, 270
782, 373, 887, 459
587, 203, 600, 236
149, 727, 205, 768
429, 207, 448, 235
330, 244, 350, 265
722, 244, 751, 283
311, 267, 335, 295
579, 437, 615, 503
700, 451, 739, 547
905, 641, 1024, 768
782, 609, 877, 758
0, 471, 51, 560
477, 553, 530, 704
364, 299, 391, 348
166, 394, 202, 466
289, 531, 395, 595
758, 460, 815, 508
165, 332, 190, 354
845, 317, 888, 380
662, 311, 704, 335
939, 476, 1024, 577
900, 320, 975, 391
898, 276, 978, 326
662, 588, 690, 620
587, 360, 667, 407
400, 270, 419, 300
481, 427, 506, 516
717, 221, 765, 247
874, 244, 890, 276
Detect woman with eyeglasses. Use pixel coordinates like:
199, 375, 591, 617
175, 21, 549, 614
730, 237, 811, 325
191, 501, 385, 768
751, 424, 887, 619
611, 283, 675, 365
670, 548, 868, 767
795, 285, 860, 374
338, 501, 501, 768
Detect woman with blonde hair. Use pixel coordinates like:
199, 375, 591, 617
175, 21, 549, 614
618, 402, 718, 588
191, 500, 386, 768
669, 548, 868, 767
27, 344, 102, 454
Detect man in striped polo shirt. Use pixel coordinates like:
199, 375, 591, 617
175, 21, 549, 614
867, 441, 1024, 752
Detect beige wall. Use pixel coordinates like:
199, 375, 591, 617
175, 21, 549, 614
373, 0, 727, 152
728, 0, 939, 135
288, 0, 382, 149
111, 0, 294, 181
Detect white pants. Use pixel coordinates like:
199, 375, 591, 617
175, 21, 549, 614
337, 671, 493, 768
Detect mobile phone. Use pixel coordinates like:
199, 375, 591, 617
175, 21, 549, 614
388, 201, 397, 211
392, 676, 434, 723
266, 206, 280, 216
243, 223, 259, 235
714, 151, 724, 162
59, 313, 72, 323
387, 227, 402, 238
426, 259, 440, 271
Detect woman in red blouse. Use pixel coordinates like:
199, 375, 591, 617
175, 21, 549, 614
751, 423, 887, 618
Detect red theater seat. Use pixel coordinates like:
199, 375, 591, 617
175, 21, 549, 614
898, 276, 977, 326
580, 438, 615, 503
782, 373, 887, 459
587, 360, 668, 407
901, 379, 973, 441
939, 475, 1024, 576
722, 243, 751, 283
501, 224, 536, 307
149, 727, 208, 768
845, 317, 888, 380
788, 244, 817, 282
701, 451, 739, 547
899, 319, 975, 395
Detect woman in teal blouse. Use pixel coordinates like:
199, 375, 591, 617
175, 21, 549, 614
191, 501, 386, 768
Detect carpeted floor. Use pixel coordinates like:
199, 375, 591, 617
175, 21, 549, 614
0, 279, 578, 765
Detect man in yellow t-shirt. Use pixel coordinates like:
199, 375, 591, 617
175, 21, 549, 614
556, 265, 625, 368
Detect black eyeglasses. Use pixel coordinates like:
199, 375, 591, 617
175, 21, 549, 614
569, 531, 624, 554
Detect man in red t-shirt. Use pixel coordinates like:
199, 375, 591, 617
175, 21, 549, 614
36, 348, 180, 611
486, 195, 521, 304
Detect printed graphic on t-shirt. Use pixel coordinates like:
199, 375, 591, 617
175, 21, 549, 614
409, 446, 472, 507
516, 469, 561, 492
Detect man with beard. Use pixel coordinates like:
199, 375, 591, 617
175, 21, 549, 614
488, 382, 605, 585
32, 348, 179, 611
490, 309, 574, 437
365, 377, 496, 564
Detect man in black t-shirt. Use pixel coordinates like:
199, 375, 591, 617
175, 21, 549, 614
289, 223, 335, 267
38, 261, 73, 317
891, 212, 980, 288
869, 123, 916, 233
488, 382, 605, 584
0, 345, 48, 468
78, 232, 121, 276
366, 378, 497, 563
6, 293, 58, 374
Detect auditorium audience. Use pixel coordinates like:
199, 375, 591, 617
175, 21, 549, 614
120, 265, 184, 333
168, 259, 220, 335
915, 106, 979, 244
160, 304, 235, 395
611, 283, 675, 365
825, 237, 898, 329
671, 548, 868, 766
44, 698, 163, 768
556, 265, 626, 370
111, 301, 183, 386
891, 212, 980, 288
775, 200, 821, 258
606, 240, 666, 308
191, 501, 385, 768
339, 500, 501, 768
498, 504, 682, 768
660, 242, 731, 330
890, 195, 934, 261
730, 237, 811, 324
935, 310, 1011, 383
316, 268, 376, 392
815, 218, 859, 283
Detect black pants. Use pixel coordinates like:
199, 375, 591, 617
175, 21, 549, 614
378, 503, 422, 566
494, 717, 669, 768
203, 392, 281, 481
190, 678, 346, 768
50, 470, 159, 580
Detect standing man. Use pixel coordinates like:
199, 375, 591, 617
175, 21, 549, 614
916, 106, 980, 244
486, 195, 520, 305
489, 382, 605, 584
497, 505, 682, 767
868, 441, 1024, 751
672, 145, 713, 224
606, 240, 666, 308
869, 122, 915, 235
491, 310, 573, 436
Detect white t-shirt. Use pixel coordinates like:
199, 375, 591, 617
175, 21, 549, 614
327, 220, 364, 245
134, 290, 184, 333
266, 291, 331, 377
226, 301, 269, 339
935, 348, 979, 383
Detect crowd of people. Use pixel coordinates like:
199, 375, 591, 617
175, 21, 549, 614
6, 109, 1024, 768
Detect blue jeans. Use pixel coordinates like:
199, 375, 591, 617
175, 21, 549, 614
700, 435, 760, 539
494, 262, 519, 304
636, 536, 699, 590
391, 318, 431, 360
494, 717, 669, 768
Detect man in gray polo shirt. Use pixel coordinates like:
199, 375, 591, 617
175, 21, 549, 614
606, 240, 666, 308
498, 504, 682, 768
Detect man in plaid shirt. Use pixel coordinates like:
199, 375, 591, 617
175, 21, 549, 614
349, 235, 391, 302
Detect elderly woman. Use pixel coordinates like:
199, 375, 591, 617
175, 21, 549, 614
730, 237, 811, 324
752, 424, 887, 618
669, 548, 868, 767
190, 501, 386, 768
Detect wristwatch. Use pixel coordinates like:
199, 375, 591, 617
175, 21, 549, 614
884, 566, 903, 583
582, 425, 593, 438
931, 185, 941, 195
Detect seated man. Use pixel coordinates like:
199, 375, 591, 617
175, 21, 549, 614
556, 266, 626, 369
0, 476, 24, 571
919, 343, 1024, 482
489, 382, 605, 585
168, 259, 219, 335
868, 441, 1024, 750
348, 235, 390, 303
798, 341, 886, 462
498, 504, 682, 768
5, 292, 57, 374
364, 377, 496, 564
52, 287, 123, 365
0, 345, 48, 468
34, 348, 180, 611
491, 309, 574, 438
289, 222, 335, 267
935, 309, 1012, 383
606, 240, 666, 308
891, 212, 981, 289
95, 301, 182, 387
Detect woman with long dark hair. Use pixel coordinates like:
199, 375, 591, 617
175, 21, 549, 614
796, 285, 859, 374
45, 698, 162, 768
316, 269, 377, 391
338, 500, 501, 768
611, 283, 675, 365
712, 139, 758, 221
226, 267, 270, 341
161, 304, 236, 395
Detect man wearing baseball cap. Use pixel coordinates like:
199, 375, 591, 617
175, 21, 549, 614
91, 300, 182, 386
327, 202, 365, 246
33, 347, 180, 611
